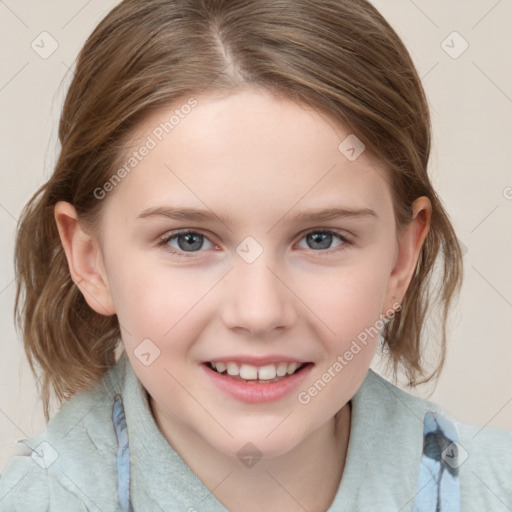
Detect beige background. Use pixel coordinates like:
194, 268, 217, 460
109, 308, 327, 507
1, 0, 511, 472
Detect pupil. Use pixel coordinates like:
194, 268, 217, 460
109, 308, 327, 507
178, 233, 202, 251
308, 232, 331, 250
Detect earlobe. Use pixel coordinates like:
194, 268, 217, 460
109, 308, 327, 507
382, 196, 432, 314
54, 201, 116, 316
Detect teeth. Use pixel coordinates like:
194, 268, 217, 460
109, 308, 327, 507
287, 362, 298, 375
239, 364, 258, 380
258, 364, 277, 380
276, 362, 288, 377
226, 362, 239, 376
210, 361, 304, 380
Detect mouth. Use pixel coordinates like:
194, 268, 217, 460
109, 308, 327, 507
202, 359, 314, 403
204, 361, 311, 384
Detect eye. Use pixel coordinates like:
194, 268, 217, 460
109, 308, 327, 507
297, 229, 350, 254
157, 228, 351, 259
157, 230, 216, 258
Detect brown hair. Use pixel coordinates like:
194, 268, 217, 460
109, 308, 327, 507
14, 0, 463, 420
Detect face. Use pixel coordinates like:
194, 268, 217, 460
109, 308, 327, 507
66, 88, 424, 459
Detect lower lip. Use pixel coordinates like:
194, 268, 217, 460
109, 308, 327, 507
201, 363, 313, 404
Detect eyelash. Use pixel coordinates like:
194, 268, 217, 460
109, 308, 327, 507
156, 229, 352, 259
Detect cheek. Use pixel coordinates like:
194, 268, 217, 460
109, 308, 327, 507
302, 260, 391, 344
298, 265, 391, 414
105, 252, 202, 348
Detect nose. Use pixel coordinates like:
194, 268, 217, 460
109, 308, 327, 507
220, 255, 298, 338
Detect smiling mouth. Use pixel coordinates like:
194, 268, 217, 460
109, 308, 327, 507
205, 361, 311, 384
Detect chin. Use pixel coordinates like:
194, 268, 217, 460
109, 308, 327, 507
207, 426, 307, 462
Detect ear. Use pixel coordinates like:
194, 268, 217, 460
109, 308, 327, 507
54, 201, 116, 316
382, 196, 432, 315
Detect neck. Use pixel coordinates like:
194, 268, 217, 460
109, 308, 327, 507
151, 398, 352, 512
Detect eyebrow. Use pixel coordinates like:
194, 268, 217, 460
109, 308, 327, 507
136, 206, 378, 224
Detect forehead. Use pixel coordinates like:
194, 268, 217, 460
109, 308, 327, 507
103, 88, 393, 227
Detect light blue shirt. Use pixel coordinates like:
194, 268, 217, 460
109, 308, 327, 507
1, 352, 511, 511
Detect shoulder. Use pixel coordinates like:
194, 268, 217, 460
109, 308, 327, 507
365, 369, 512, 508
0, 453, 50, 512
0, 355, 130, 511
456, 420, 512, 509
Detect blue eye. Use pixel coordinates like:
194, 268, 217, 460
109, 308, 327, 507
298, 230, 348, 252
157, 229, 351, 258
158, 230, 215, 258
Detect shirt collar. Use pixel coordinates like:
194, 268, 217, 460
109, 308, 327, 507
118, 353, 425, 511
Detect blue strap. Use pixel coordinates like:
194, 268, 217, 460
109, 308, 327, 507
112, 394, 134, 512
412, 411, 462, 511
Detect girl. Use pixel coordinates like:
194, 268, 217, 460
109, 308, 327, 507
1, 0, 511, 511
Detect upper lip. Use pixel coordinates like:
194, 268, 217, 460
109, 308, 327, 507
203, 355, 310, 366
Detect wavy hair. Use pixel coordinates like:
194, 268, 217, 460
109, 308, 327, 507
14, 0, 463, 419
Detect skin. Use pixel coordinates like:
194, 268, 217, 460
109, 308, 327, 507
54, 87, 431, 511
